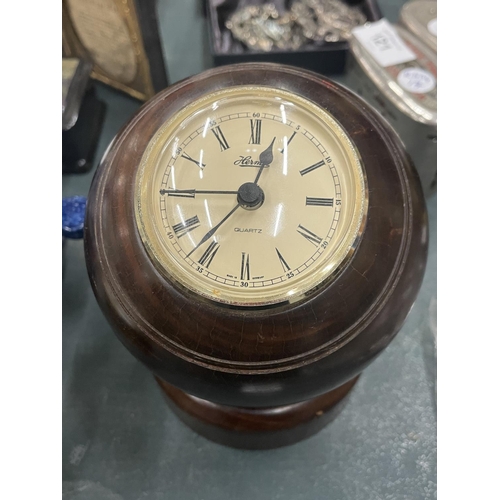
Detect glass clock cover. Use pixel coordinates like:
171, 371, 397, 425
135, 86, 366, 307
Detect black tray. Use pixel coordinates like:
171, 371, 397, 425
206, 0, 381, 75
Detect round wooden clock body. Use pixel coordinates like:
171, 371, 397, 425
85, 63, 428, 448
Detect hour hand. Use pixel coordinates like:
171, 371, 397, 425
254, 137, 276, 184
160, 189, 239, 198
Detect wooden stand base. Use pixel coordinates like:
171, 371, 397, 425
155, 376, 360, 449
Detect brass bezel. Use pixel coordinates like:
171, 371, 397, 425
135, 86, 367, 307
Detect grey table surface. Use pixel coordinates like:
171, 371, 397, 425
62, 1, 437, 498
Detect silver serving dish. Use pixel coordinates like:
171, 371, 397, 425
347, 21, 437, 196
400, 0, 437, 53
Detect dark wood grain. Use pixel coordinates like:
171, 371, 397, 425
85, 63, 428, 412
156, 375, 360, 449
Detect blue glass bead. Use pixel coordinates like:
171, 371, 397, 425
62, 196, 87, 239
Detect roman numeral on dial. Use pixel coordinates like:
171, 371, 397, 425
180, 152, 205, 169
306, 197, 334, 207
300, 160, 325, 176
240, 252, 250, 280
198, 241, 220, 268
297, 224, 322, 246
172, 215, 200, 237
211, 126, 230, 151
249, 119, 262, 144
279, 131, 297, 153
275, 248, 291, 272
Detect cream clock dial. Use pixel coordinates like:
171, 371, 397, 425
136, 86, 366, 306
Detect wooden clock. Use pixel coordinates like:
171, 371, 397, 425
85, 63, 428, 449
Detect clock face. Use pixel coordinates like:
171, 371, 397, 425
135, 86, 366, 306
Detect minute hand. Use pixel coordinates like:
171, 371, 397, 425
186, 204, 240, 258
160, 189, 239, 197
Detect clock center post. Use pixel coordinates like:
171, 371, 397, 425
237, 181, 265, 210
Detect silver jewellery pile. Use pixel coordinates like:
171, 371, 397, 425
226, 4, 304, 52
225, 0, 367, 52
294, 0, 367, 42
